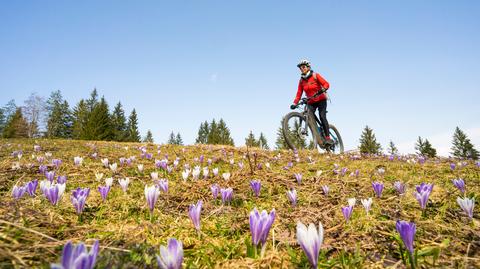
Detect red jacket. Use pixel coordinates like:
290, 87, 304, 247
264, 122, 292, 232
293, 72, 330, 105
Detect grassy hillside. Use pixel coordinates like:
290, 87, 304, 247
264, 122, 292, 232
0, 139, 478, 268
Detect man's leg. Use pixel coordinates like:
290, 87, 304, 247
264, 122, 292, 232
317, 100, 331, 141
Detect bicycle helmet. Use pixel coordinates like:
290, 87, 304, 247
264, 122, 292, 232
297, 59, 311, 68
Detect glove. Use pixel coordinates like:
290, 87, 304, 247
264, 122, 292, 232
290, 104, 297, 110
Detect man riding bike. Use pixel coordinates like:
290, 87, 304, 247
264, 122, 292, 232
290, 59, 333, 145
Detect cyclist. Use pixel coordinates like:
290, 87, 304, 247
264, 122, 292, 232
290, 59, 333, 145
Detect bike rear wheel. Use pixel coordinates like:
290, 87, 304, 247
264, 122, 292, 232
326, 124, 344, 154
282, 112, 320, 151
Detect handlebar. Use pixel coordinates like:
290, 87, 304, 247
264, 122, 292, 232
295, 88, 327, 106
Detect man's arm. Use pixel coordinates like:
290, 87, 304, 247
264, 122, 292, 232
315, 73, 330, 90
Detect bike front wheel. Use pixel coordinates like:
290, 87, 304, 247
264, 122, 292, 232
282, 112, 320, 151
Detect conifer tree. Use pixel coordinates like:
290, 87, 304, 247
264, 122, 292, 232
2, 108, 29, 138
451, 127, 479, 160
175, 133, 184, 145
86, 89, 99, 112
415, 137, 437, 158
258, 132, 270, 150
217, 118, 234, 146
86, 97, 113, 140
195, 121, 209, 144
111, 102, 128, 141
143, 130, 154, 143
207, 119, 219, 144
0, 108, 5, 136
358, 125, 382, 154
167, 131, 177, 144
46, 91, 73, 138
275, 119, 289, 150
388, 140, 398, 155
72, 99, 89, 139
245, 131, 258, 147
126, 109, 140, 142
22, 93, 45, 138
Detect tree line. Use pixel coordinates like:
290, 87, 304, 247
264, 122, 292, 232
0, 89, 144, 142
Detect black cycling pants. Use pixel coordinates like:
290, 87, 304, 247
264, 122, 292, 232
307, 100, 329, 137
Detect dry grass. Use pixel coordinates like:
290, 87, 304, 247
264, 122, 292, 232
0, 138, 479, 268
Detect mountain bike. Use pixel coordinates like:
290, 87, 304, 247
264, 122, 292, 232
282, 90, 344, 153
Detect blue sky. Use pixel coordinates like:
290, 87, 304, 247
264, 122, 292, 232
1, 1, 479, 156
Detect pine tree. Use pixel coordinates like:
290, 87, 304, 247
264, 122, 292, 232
175, 133, 184, 145
72, 99, 89, 139
207, 119, 219, 144
258, 132, 269, 150
167, 131, 177, 144
195, 121, 210, 144
2, 108, 29, 138
143, 130, 154, 143
0, 108, 5, 136
46, 91, 73, 138
451, 127, 479, 160
126, 109, 140, 142
415, 137, 437, 158
388, 140, 398, 155
86, 88, 99, 112
245, 131, 258, 147
111, 102, 128, 141
217, 118, 234, 146
358, 125, 382, 154
86, 97, 113, 140
275, 119, 289, 150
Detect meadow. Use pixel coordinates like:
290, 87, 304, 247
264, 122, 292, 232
0, 139, 478, 268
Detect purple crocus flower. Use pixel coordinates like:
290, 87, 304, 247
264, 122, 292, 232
340, 167, 348, 176
37, 156, 45, 163
322, 185, 329, 196
50, 240, 99, 269
294, 173, 302, 184
156, 179, 169, 193
25, 179, 38, 196
12, 185, 26, 200
71, 188, 90, 215
73, 156, 83, 166
287, 189, 297, 206
39, 165, 47, 174
45, 171, 56, 182
249, 208, 276, 247
415, 183, 433, 210
34, 144, 41, 152
211, 184, 219, 199
52, 159, 62, 169
199, 155, 204, 163
98, 185, 110, 201
395, 220, 416, 254
393, 181, 406, 195
145, 185, 160, 214
57, 175, 67, 184
457, 197, 475, 219
418, 156, 426, 164
250, 180, 261, 197
156, 238, 183, 269
452, 178, 466, 194
297, 222, 323, 269
342, 205, 354, 223
43, 183, 65, 205
220, 187, 233, 204
188, 200, 202, 231
450, 163, 456, 170
372, 181, 384, 198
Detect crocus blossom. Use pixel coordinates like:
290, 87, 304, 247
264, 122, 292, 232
287, 189, 297, 206
452, 178, 466, 195
156, 238, 183, 269
322, 185, 329, 196
98, 185, 110, 201
211, 184, 219, 200
50, 240, 100, 269
395, 220, 416, 254
12, 185, 26, 200
249, 208, 276, 247
71, 187, 90, 214
250, 180, 261, 197
372, 181, 384, 198
415, 183, 433, 210
294, 173, 302, 184
361, 198, 372, 214
296, 222, 323, 269
393, 181, 406, 195
145, 185, 160, 214
457, 197, 475, 219
220, 187, 233, 204
118, 178, 130, 193
342, 205, 354, 222
188, 200, 202, 231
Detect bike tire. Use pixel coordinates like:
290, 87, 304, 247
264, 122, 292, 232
327, 124, 344, 154
282, 112, 320, 151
